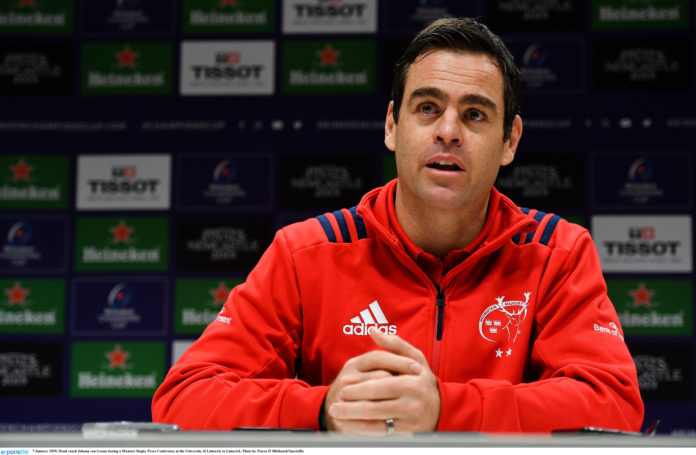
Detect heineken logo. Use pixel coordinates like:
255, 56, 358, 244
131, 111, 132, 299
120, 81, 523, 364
0, 279, 63, 333
10, 158, 32, 181
71, 341, 164, 397
110, 219, 134, 244
1, 157, 64, 206
630, 282, 654, 308
81, 42, 171, 94
0, 0, 67, 28
210, 281, 231, 305
4, 281, 29, 306
609, 279, 692, 336
81, 220, 158, 264
317, 43, 339, 66
183, 0, 273, 32
283, 41, 374, 93
175, 279, 239, 334
106, 345, 130, 370
0, 281, 57, 326
116, 45, 138, 68
74, 216, 168, 271
593, 0, 688, 29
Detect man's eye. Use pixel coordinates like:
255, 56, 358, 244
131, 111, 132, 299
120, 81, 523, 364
420, 103, 436, 115
467, 110, 484, 121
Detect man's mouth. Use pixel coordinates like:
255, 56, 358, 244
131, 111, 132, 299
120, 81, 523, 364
427, 160, 462, 171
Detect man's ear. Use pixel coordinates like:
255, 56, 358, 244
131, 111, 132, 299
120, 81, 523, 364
384, 101, 397, 152
501, 115, 522, 166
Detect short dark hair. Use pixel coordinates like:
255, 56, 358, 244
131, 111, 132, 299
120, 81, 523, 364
391, 17, 520, 141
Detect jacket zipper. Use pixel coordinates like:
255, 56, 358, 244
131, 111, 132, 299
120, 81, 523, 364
432, 289, 445, 375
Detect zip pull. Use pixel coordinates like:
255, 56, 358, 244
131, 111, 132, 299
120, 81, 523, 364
436, 289, 446, 341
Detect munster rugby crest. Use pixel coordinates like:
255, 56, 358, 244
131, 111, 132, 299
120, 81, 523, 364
479, 292, 530, 344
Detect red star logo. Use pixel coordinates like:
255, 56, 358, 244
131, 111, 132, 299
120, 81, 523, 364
106, 345, 130, 370
19, 0, 35, 7
4, 281, 30, 307
210, 282, 231, 306
220, 0, 237, 6
317, 44, 340, 67
630, 283, 655, 308
10, 158, 34, 182
110, 219, 134, 244
116, 45, 138, 68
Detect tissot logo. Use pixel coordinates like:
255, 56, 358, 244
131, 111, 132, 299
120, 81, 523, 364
592, 215, 692, 272
283, 0, 377, 33
76, 154, 170, 210
180, 41, 274, 95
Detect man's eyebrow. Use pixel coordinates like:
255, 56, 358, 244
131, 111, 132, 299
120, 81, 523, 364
458, 94, 499, 113
407, 87, 447, 105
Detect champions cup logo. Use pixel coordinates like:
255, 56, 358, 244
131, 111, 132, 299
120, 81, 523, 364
629, 157, 654, 183
7, 221, 32, 246
107, 283, 132, 309
523, 43, 548, 68
213, 159, 237, 184
479, 292, 530, 344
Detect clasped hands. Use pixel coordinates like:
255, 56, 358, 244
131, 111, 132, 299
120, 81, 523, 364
324, 329, 441, 435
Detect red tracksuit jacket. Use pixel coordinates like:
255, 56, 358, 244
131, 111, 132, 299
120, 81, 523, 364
152, 180, 644, 432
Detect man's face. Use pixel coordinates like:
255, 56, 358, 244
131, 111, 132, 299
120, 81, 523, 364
385, 50, 521, 213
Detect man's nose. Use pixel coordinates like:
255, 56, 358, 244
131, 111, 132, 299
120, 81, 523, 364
433, 109, 462, 145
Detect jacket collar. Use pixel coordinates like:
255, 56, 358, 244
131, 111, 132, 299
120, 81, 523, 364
356, 179, 537, 258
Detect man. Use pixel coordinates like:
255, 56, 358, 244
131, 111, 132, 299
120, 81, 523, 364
152, 18, 643, 434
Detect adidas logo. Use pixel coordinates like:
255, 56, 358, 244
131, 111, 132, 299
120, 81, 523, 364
342, 300, 397, 336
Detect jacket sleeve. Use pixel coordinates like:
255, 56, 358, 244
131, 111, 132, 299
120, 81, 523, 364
436, 230, 644, 433
151, 229, 328, 430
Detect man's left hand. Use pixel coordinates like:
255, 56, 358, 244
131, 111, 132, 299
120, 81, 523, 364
327, 329, 441, 435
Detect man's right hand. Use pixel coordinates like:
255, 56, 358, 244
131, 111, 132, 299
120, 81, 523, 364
323, 329, 439, 434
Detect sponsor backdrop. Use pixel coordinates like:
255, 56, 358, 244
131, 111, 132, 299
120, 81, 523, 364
0, 0, 695, 436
